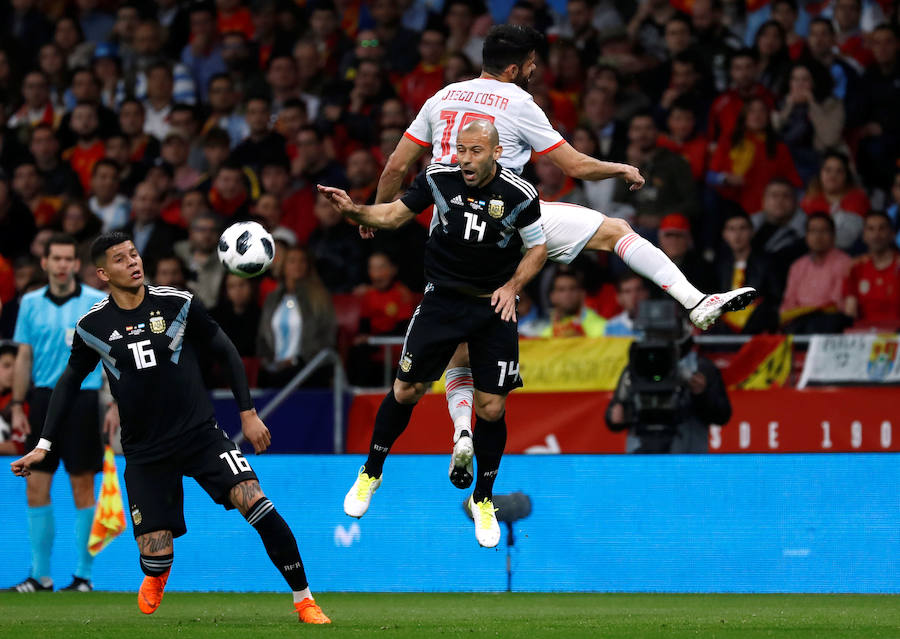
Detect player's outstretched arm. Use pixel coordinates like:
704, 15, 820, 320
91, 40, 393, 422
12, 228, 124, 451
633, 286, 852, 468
491, 243, 548, 322
207, 327, 271, 453
10, 364, 86, 477
545, 142, 645, 190
317, 185, 416, 230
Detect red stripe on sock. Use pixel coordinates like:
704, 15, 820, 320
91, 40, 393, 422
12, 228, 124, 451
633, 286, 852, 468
616, 234, 639, 259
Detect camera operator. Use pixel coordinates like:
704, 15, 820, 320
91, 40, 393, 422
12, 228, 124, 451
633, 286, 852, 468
605, 300, 731, 453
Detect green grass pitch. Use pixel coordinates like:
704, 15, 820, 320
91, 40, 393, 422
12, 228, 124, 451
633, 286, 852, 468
2, 592, 898, 638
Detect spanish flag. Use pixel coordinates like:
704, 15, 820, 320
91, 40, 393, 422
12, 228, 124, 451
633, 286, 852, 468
88, 446, 126, 556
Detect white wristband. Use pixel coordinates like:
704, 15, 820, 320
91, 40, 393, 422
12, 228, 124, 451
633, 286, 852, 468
36, 438, 52, 452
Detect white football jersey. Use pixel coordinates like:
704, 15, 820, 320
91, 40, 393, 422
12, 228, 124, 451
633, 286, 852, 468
404, 77, 565, 174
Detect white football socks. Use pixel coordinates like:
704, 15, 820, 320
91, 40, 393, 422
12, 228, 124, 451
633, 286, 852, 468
293, 587, 313, 603
445, 367, 474, 441
614, 233, 705, 309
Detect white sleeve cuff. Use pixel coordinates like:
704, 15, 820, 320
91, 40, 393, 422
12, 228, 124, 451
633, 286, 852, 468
36, 438, 52, 452
518, 220, 547, 249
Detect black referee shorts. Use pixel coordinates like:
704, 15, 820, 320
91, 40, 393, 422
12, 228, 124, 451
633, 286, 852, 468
25, 388, 103, 475
396, 286, 523, 396
123, 423, 257, 539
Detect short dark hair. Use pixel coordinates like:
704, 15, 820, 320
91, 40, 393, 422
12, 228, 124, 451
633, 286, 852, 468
766, 176, 798, 193
170, 103, 197, 119
616, 271, 646, 291
482, 24, 543, 75
152, 253, 187, 278
723, 209, 752, 226
730, 47, 758, 65
550, 269, 582, 290
281, 98, 307, 113
44, 233, 78, 257
809, 16, 835, 34
864, 210, 892, 226
245, 94, 271, 110
772, 0, 798, 12
90, 231, 134, 265
203, 127, 231, 148
92, 157, 120, 176
297, 124, 323, 143
806, 212, 835, 234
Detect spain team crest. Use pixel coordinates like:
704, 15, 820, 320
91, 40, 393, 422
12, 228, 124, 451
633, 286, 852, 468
488, 199, 504, 218
867, 336, 898, 381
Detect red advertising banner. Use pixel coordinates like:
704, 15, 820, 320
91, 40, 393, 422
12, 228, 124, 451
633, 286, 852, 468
346, 388, 899, 454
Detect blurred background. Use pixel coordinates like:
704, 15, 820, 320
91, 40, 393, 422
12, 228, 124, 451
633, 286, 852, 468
0, 0, 898, 594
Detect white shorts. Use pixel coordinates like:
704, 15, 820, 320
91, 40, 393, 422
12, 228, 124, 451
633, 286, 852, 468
539, 200, 605, 264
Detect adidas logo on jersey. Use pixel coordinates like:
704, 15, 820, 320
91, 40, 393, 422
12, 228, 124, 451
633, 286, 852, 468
108, 330, 123, 341
450, 195, 464, 206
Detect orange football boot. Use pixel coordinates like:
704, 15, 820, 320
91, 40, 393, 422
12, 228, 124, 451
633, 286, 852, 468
295, 598, 331, 624
137, 568, 170, 614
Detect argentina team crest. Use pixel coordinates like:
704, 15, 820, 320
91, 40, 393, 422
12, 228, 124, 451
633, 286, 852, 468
149, 310, 166, 334
488, 199, 504, 219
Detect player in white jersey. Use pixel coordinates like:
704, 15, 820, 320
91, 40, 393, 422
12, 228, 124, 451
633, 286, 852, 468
372, 25, 758, 490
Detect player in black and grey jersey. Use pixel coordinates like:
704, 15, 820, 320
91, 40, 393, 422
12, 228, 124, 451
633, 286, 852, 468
318, 120, 548, 548
10, 232, 331, 624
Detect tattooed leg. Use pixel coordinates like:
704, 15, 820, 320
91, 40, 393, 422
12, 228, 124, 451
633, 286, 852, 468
136, 530, 174, 556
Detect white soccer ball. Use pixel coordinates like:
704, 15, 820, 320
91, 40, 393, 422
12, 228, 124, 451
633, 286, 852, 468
217, 221, 275, 278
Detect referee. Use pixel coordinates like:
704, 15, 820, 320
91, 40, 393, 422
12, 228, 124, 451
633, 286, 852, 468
11, 233, 330, 623
319, 120, 548, 548
8, 233, 109, 592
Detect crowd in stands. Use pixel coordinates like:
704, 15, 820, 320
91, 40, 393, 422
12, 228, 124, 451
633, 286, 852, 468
0, 0, 899, 388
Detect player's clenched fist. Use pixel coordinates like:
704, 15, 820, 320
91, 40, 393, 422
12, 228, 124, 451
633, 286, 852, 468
240, 409, 272, 454
10, 448, 47, 477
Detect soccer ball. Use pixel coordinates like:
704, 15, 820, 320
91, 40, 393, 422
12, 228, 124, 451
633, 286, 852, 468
217, 221, 275, 278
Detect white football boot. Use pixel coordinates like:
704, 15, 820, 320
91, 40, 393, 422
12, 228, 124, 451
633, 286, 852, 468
343, 466, 382, 518
448, 430, 474, 489
468, 495, 501, 548
689, 287, 759, 330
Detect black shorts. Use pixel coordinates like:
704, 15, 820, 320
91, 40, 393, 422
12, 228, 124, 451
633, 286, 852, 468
25, 388, 103, 475
396, 285, 523, 395
123, 424, 257, 539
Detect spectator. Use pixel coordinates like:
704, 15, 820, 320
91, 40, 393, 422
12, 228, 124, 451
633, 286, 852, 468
6, 71, 60, 137
444, 0, 485, 66
293, 125, 348, 188
292, 40, 326, 116
142, 62, 177, 141
120, 181, 185, 273
277, 99, 308, 161
569, 125, 631, 218
0, 102, 30, 176
58, 69, 119, 149
580, 88, 627, 163
653, 213, 715, 296
173, 212, 226, 309
707, 48, 774, 142
181, 3, 226, 103
833, 0, 875, 68
856, 24, 900, 191
752, 20, 792, 95
0, 341, 26, 455
232, 96, 288, 172
54, 16, 94, 71
118, 99, 160, 165
208, 160, 252, 220
627, 0, 677, 64
211, 272, 260, 357
160, 132, 201, 192
103, 133, 145, 196
151, 253, 188, 289
308, 192, 365, 293
77, 0, 115, 45
347, 251, 416, 385
605, 272, 650, 336
370, 0, 421, 74
804, 17, 862, 120
655, 51, 711, 128
801, 150, 871, 251
400, 26, 446, 114
712, 211, 781, 333
540, 271, 607, 337
167, 104, 206, 173
28, 124, 81, 198
7, 0, 53, 72
346, 149, 379, 205
38, 43, 69, 110
91, 42, 122, 109
843, 211, 900, 330
772, 60, 845, 182
266, 55, 306, 116
56, 200, 102, 254
888, 170, 900, 249
217, 0, 254, 40
203, 73, 249, 147
12, 163, 61, 228
709, 96, 801, 217
536, 155, 590, 205
657, 98, 708, 182
549, 0, 602, 69
257, 245, 336, 388
87, 158, 129, 232
691, 0, 743, 92
770, 0, 807, 60
62, 102, 106, 195
0, 174, 36, 260
178, 189, 212, 230
751, 178, 808, 290
780, 213, 852, 333
615, 112, 698, 228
